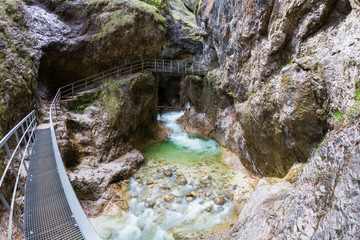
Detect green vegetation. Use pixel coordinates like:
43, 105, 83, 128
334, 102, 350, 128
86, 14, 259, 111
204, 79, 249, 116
333, 111, 344, 123
347, 57, 359, 67
71, 91, 102, 114
141, 0, 168, 13
92, 0, 167, 41
250, 92, 257, 98
355, 90, 360, 101
101, 81, 125, 128
0, 0, 36, 137
315, 136, 328, 154
227, 91, 236, 98
320, 192, 329, 202
206, 71, 221, 86
169, 0, 202, 42
109, 82, 119, 90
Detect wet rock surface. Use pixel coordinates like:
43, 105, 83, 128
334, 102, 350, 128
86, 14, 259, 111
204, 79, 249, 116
54, 72, 162, 203
181, 0, 360, 178
206, 113, 360, 239
89, 111, 255, 239
69, 150, 144, 200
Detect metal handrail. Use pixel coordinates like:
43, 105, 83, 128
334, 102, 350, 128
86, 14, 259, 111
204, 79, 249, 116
49, 90, 100, 239
0, 58, 207, 239
0, 110, 37, 239
59, 59, 207, 99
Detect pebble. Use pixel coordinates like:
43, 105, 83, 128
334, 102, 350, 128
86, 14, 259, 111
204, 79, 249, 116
206, 204, 214, 212
163, 170, 173, 177
172, 190, 181, 197
185, 191, 197, 198
162, 185, 170, 190
186, 196, 194, 202
198, 191, 206, 197
146, 180, 154, 185
176, 176, 187, 185
164, 194, 173, 202
175, 171, 183, 177
145, 200, 155, 208
214, 197, 226, 205
130, 192, 138, 198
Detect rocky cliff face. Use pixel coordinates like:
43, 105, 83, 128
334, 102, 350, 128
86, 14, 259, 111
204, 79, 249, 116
0, 0, 36, 138
182, 0, 360, 177
208, 104, 360, 239
56, 72, 159, 200
27, 0, 168, 93
179, 0, 360, 238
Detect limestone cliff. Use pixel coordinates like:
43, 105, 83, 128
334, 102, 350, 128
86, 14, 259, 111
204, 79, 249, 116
182, 0, 360, 178
178, 0, 360, 238
0, 0, 36, 138
56, 72, 159, 200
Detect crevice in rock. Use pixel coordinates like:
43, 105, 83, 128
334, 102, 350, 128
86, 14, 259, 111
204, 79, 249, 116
62, 143, 81, 169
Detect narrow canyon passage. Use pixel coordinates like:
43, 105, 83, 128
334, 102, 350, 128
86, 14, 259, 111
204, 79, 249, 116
90, 111, 253, 239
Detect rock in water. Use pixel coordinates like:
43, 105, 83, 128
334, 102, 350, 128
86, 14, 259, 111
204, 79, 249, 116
163, 169, 173, 177
146, 180, 154, 185
176, 176, 188, 185
164, 194, 173, 202
206, 204, 214, 212
186, 196, 194, 202
214, 197, 226, 205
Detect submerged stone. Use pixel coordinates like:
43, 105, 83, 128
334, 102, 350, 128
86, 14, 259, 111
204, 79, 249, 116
164, 194, 173, 202
176, 176, 188, 185
163, 169, 173, 177
214, 197, 226, 205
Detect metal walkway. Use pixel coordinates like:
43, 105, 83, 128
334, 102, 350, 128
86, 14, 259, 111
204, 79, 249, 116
24, 128, 83, 239
0, 58, 208, 239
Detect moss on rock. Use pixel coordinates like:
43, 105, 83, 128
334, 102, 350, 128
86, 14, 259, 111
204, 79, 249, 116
0, 0, 36, 138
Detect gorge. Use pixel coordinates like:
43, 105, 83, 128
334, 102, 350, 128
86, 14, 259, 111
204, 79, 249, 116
0, 0, 359, 239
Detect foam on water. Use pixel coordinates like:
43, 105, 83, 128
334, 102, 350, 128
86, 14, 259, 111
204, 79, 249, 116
90, 111, 246, 239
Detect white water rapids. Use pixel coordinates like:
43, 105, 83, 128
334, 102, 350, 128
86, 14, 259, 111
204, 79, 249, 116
90, 111, 253, 239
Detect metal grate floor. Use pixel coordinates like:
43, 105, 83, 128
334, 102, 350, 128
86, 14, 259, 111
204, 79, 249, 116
24, 129, 84, 240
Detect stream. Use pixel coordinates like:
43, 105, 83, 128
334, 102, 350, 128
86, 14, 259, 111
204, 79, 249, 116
90, 111, 253, 239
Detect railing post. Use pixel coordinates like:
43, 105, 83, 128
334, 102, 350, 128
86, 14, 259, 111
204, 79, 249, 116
142, 60, 144, 72
4, 143, 25, 195
20, 124, 31, 158
102, 72, 105, 81
55, 97, 58, 118
170, 61, 172, 72
162, 60, 164, 72
155, 59, 157, 70
0, 192, 23, 231
178, 62, 180, 74
72, 83, 74, 99
14, 131, 23, 160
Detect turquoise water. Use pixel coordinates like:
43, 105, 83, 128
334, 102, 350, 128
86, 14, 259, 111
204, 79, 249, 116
90, 111, 252, 239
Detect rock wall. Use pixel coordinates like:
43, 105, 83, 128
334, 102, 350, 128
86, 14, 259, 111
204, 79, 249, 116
0, 0, 36, 138
56, 71, 159, 200
182, 0, 360, 177
26, 0, 169, 93
208, 104, 360, 239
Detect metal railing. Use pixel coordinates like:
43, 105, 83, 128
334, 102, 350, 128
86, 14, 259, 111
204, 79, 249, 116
0, 58, 206, 239
0, 111, 37, 239
60, 59, 207, 99
49, 90, 100, 239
